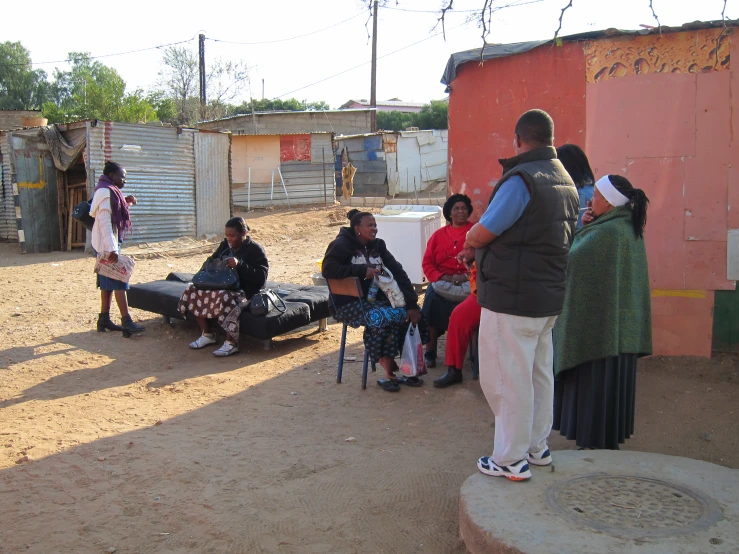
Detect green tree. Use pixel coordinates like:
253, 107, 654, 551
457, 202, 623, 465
146, 91, 179, 123
0, 41, 49, 109
376, 101, 448, 131
376, 110, 415, 131
415, 100, 448, 130
43, 52, 158, 124
227, 97, 330, 116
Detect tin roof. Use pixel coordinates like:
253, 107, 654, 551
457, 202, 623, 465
441, 19, 739, 87
198, 108, 373, 125
339, 99, 426, 109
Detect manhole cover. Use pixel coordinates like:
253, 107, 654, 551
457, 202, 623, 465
546, 473, 723, 539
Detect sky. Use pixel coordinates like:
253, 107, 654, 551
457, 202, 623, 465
4, 0, 733, 110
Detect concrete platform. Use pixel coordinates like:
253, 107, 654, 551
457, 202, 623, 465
459, 450, 739, 554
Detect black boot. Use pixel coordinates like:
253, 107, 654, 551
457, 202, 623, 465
97, 312, 123, 333
424, 350, 437, 369
433, 367, 463, 388
121, 315, 145, 338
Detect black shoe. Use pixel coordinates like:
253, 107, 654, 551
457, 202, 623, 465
424, 351, 437, 369
97, 312, 123, 333
121, 315, 145, 338
433, 367, 463, 388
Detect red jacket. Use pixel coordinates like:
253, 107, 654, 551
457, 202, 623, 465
422, 222, 474, 282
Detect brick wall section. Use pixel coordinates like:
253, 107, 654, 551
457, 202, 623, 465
198, 110, 372, 136
0, 110, 42, 130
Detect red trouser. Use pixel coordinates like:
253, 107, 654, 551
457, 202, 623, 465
444, 294, 482, 370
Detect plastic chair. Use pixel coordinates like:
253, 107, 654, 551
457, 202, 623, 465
326, 277, 377, 390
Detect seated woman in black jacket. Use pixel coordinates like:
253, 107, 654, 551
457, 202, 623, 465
322, 209, 429, 390
178, 217, 268, 357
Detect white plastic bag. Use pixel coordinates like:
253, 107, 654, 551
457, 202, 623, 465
399, 324, 427, 377
377, 266, 406, 308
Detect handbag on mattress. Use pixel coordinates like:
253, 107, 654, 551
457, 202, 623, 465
192, 249, 240, 291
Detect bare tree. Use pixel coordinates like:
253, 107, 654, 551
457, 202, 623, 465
205, 58, 250, 120
158, 46, 198, 124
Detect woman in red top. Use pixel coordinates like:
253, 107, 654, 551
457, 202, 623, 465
421, 194, 474, 369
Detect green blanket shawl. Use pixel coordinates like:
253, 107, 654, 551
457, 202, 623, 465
554, 206, 652, 377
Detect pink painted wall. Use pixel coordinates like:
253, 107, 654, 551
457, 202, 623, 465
585, 31, 737, 356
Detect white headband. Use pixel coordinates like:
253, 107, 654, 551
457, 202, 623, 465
595, 175, 630, 207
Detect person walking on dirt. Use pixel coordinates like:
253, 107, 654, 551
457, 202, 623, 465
458, 109, 579, 481
90, 161, 145, 337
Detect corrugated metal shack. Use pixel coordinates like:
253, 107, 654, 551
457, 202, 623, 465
0, 132, 15, 241
3, 120, 232, 253
335, 130, 448, 197
231, 132, 336, 209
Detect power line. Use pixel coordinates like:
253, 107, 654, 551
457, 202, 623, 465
382, 0, 545, 14
0, 36, 197, 68
273, 20, 470, 99
207, 11, 366, 45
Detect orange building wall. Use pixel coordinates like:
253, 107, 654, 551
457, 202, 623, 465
447, 28, 737, 357
447, 43, 587, 220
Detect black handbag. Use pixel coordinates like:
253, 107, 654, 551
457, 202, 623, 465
72, 200, 95, 231
192, 249, 241, 291
249, 288, 287, 316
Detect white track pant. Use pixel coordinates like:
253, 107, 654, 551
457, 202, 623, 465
478, 308, 557, 467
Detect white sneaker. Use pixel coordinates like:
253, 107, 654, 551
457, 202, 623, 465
527, 446, 553, 467
190, 333, 216, 349
477, 456, 532, 481
213, 341, 238, 357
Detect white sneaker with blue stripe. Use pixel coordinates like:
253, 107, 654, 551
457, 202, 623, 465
477, 456, 532, 481
527, 446, 553, 467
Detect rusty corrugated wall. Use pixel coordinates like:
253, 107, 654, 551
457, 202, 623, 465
87, 122, 197, 245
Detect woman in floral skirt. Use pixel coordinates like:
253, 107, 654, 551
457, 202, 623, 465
178, 217, 269, 357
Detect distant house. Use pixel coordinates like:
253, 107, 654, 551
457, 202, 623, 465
0, 109, 44, 130
198, 109, 372, 136
339, 99, 424, 113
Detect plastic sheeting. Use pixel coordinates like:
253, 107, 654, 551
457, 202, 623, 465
41, 125, 86, 171
440, 40, 546, 87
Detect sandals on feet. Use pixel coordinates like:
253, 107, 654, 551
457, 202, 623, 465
395, 376, 423, 387
190, 333, 216, 349
213, 341, 239, 357
377, 379, 400, 392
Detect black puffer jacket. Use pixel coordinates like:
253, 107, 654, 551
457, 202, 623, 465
204, 238, 269, 298
322, 227, 418, 309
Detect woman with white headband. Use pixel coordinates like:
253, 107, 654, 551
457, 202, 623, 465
552, 174, 652, 450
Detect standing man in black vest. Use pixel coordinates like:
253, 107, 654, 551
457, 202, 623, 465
459, 109, 579, 481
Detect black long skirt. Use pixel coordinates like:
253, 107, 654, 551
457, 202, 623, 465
421, 284, 463, 334
552, 354, 638, 450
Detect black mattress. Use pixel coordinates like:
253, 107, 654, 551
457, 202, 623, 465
128, 274, 329, 341
165, 273, 331, 320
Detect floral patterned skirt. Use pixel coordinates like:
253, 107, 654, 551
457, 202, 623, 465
177, 284, 247, 343
335, 300, 429, 363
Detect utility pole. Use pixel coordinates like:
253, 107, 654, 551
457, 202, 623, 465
370, 0, 378, 132
262, 78, 265, 100
199, 33, 206, 121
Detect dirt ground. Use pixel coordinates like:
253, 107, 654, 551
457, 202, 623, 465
0, 206, 737, 554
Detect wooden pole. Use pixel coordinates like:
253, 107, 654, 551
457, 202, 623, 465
322, 147, 328, 208
199, 34, 206, 121
370, 0, 378, 132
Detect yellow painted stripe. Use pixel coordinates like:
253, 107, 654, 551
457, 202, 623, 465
17, 181, 46, 189
17, 157, 46, 189
651, 290, 706, 299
